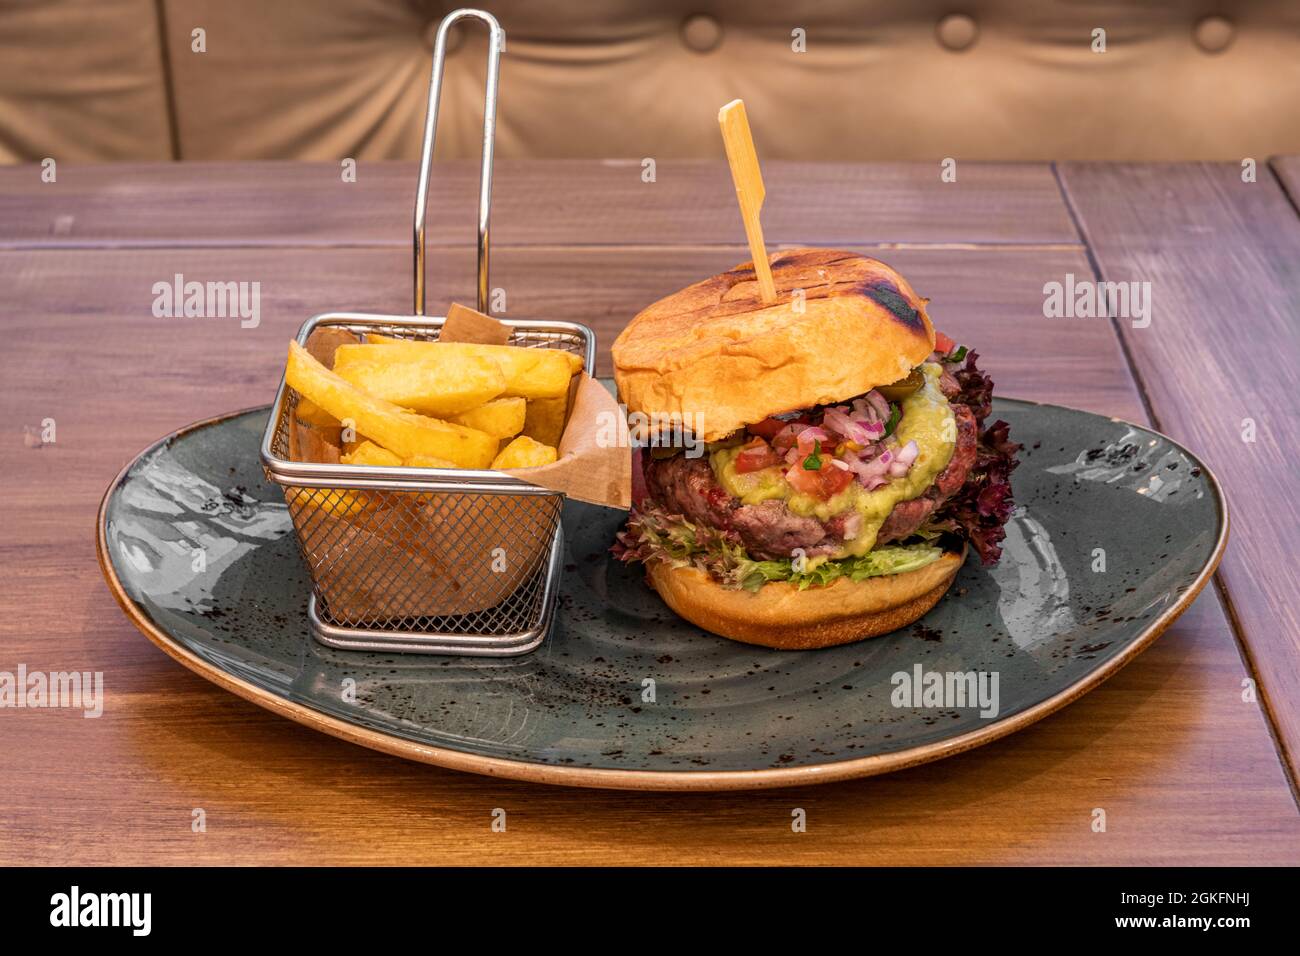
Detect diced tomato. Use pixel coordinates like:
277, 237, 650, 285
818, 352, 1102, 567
817, 463, 855, 498
749, 415, 813, 440
734, 439, 784, 473
934, 330, 956, 354
746, 417, 788, 440
785, 461, 825, 497
786, 456, 855, 499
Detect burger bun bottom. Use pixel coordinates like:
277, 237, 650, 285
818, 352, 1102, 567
644, 546, 966, 650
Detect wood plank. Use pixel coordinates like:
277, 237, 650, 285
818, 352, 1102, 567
3, 243, 1295, 864
0, 593, 1292, 866
1057, 161, 1300, 782
1270, 154, 1300, 209
0, 160, 1080, 250
0, 243, 1138, 398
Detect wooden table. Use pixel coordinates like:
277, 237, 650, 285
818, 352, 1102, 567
1, 159, 1297, 865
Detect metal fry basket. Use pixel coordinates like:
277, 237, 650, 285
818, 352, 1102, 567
260, 9, 594, 655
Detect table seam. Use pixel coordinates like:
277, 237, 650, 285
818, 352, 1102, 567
1051, 160, 1300, 808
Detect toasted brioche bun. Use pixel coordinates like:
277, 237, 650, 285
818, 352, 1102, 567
613, 248, 935, 441
644, 546, 965, 650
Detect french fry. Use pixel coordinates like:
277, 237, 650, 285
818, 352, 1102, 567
449, 396, 526, 439
403, 454, 459, 468
492, 435, 558, 470
340, 340, 575, 399
521, 394, 567, 448
365, 335, 583, 375
284, 340, 498, 468
340, 440, 402, 467
295, 397, 340, 428
331, 351, 506, 416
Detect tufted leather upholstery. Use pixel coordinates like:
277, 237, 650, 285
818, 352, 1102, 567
0, 0, 172, 162
2, 0, 1298, 163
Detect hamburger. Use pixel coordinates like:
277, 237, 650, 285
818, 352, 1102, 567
611, 248, 1020, 650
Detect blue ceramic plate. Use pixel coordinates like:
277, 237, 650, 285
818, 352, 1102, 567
98, 400, 1226, 790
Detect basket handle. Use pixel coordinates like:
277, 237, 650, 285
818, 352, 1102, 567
412, 8, 504, 316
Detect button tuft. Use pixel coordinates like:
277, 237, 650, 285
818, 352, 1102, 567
1193, 16, 1234, 54
936, 13, 979, 52
681, 14, 723, 54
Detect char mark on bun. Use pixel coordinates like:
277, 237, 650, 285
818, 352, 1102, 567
858, 279, 926, 332
611, 248, 1019, 650
705, 248, 927, 335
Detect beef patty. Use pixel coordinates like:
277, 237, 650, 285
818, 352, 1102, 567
643, 403, 978, 560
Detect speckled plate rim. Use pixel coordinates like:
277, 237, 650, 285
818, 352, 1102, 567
96, 403, 1230, 792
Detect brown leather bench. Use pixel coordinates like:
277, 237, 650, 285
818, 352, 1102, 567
2, 0, 1297, 163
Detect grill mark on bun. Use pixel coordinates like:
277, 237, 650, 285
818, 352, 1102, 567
705, 253, 927, 333
857, 278, 925, 331
613, 247, 937, 439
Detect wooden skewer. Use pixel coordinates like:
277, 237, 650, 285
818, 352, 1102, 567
718, 99, 777, 305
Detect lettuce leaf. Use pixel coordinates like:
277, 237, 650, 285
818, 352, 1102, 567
612, 504, 943, 592
929, 348, 1021, 564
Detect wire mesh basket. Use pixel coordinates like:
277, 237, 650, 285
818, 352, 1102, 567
260, 10, 594, 655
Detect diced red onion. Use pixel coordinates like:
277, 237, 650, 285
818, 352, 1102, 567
842, 446, 893, 490
851, 398, 876, 422
765, 409, 920, 494
823, 406, 879, 445
887, 440, 920, 478
840, 448, 870, 477
772, 423, 806, 452
796, 426, 830, 456
865, 390, 891, 421
821, 406, 852, 437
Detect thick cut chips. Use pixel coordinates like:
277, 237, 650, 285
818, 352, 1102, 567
332, 351, 506, 416
341, 440, 403, 467
492, 435, 558, 470
449, 396, 526, 439
340, 340, 577, 399
285, 341, 498, 468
